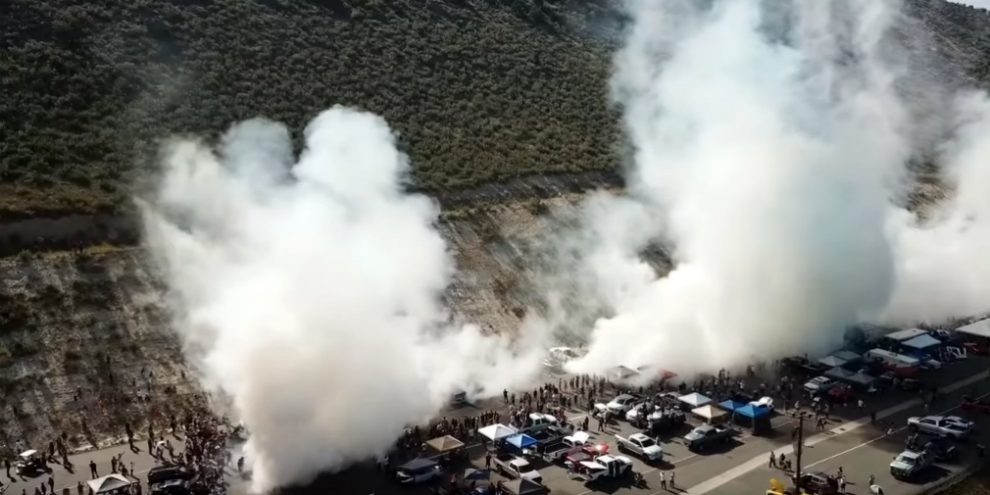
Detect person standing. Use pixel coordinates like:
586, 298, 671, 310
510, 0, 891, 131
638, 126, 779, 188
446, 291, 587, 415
769, 451, 776, 468
659, 472, 666, 490
670, 471, 675, 490
484, 453, 491, 470
89, 460, 97, 478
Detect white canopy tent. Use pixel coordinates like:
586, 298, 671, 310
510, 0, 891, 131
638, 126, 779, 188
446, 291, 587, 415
678, 392, 712, 408
958, 318, 990, 339
886, 328, 927, 342
87, 474, 132, 494
902, 334, 942, 350
818, 355, 848, 367
478, 423, 517, 442
691, 405, 728, 424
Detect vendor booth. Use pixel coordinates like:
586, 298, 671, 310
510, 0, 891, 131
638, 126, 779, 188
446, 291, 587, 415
479, 424, 518, 442
87, 474, 133, 495
678, 392, 712, 409
691, 405, 728, 424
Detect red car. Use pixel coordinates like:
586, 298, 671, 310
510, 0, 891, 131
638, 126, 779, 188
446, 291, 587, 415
563, 443, 609, 468
827, 384, 856, 404
961, 396, 990, 414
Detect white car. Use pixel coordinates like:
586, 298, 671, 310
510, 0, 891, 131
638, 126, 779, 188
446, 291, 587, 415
907, 415, 971, 439
563, 430, 591, 447
544, 347, 584, 369
749, 396, 774, 410
943, 415, 975, 430
600, 394, 640, 415
616, 433, 664, 462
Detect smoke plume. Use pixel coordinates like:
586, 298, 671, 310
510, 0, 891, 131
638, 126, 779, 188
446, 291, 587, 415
142, 107, 543, 492
557, 0, 990, 377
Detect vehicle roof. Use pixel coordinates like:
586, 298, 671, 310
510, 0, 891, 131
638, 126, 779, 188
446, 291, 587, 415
898, 451, 922, 459
694, 424, 716, 431
580, 461, 606, 470
629, 433, 650, 440
613, 394, 635, 400
398, 458, 439, 471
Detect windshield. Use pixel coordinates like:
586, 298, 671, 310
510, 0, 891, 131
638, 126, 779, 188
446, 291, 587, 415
518, 463, 535, 473
640, 438, 656, 447
895, 454, 915, 465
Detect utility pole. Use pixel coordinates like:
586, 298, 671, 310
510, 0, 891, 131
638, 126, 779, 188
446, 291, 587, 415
794, 412, 806, 493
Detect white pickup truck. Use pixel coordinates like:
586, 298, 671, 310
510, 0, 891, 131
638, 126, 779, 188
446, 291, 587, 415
615, 433, 663, 462
907, 415, 970, 439
492, 453, 542, 483
571, 455, 633, 482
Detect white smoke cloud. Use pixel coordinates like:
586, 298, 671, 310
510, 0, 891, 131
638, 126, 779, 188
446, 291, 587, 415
560, 0, 990, 377
141, 107, 544, 492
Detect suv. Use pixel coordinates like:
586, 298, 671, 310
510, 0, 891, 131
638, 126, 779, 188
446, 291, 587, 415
890, 450, 933, 480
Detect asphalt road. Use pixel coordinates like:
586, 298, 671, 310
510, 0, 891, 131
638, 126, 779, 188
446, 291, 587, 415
5, 356, 989, 495
291, 355, 990, 495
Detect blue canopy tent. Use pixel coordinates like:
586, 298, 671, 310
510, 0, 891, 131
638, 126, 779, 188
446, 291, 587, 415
734, 404, 770, 419
731, 404, 772, 434
719, 400, 747, 412
505, 433, 538, 450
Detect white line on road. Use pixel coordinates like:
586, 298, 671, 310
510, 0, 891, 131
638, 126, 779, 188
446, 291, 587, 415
803, 388, 990, 471
684, 369, 989, 494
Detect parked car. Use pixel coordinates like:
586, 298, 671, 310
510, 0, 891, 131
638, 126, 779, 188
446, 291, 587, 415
615, 433, 664, 462
522, 413, 559, 433
595, 394, 642, 416
907, 415, 971, 439
827, 384, 856, 404
961, 396, 990, 414
943, 415, 975, 431
800, 472, 839, 495
683, 425, 734, 452
395, 458, 443, 484
563, 443, 609, 469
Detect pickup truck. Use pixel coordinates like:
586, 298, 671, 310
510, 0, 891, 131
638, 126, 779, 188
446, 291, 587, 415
563, 443, 609, 469
615, 433, 664, 462
803, 376, 838, 395
571, 455, 633, 482
541, 432, 590, 462
522, 413, 559, 434
890, 449, 933, 480
683, 425, 734, 452
492, 454, 542, 483
907, 415, 971, 439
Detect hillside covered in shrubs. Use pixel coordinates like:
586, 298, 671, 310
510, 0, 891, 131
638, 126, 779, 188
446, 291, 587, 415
2, 0, 990, 217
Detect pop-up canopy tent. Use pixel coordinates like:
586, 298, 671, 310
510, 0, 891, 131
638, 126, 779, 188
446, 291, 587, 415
958, 318, 990, 338
832, 350, 862, 363
902, 334, 942, 350
87, 474, 132, 494
734, 404, 770, 419
500, 478, 547, 495
678, 392, 712, 408
718, 400, 747, 412
825, 367, 875, 389
887, 328, 927, 342
505, 433, 538, 450
479, 424, 518, 442
692, 405, 728, 424
818, 355, 848, 368
425, 435, 465, 453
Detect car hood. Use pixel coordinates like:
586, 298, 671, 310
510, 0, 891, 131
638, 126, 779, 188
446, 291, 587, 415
520, 471, 542, 482
643, 445, 663, 456
684, 432, 703, 441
